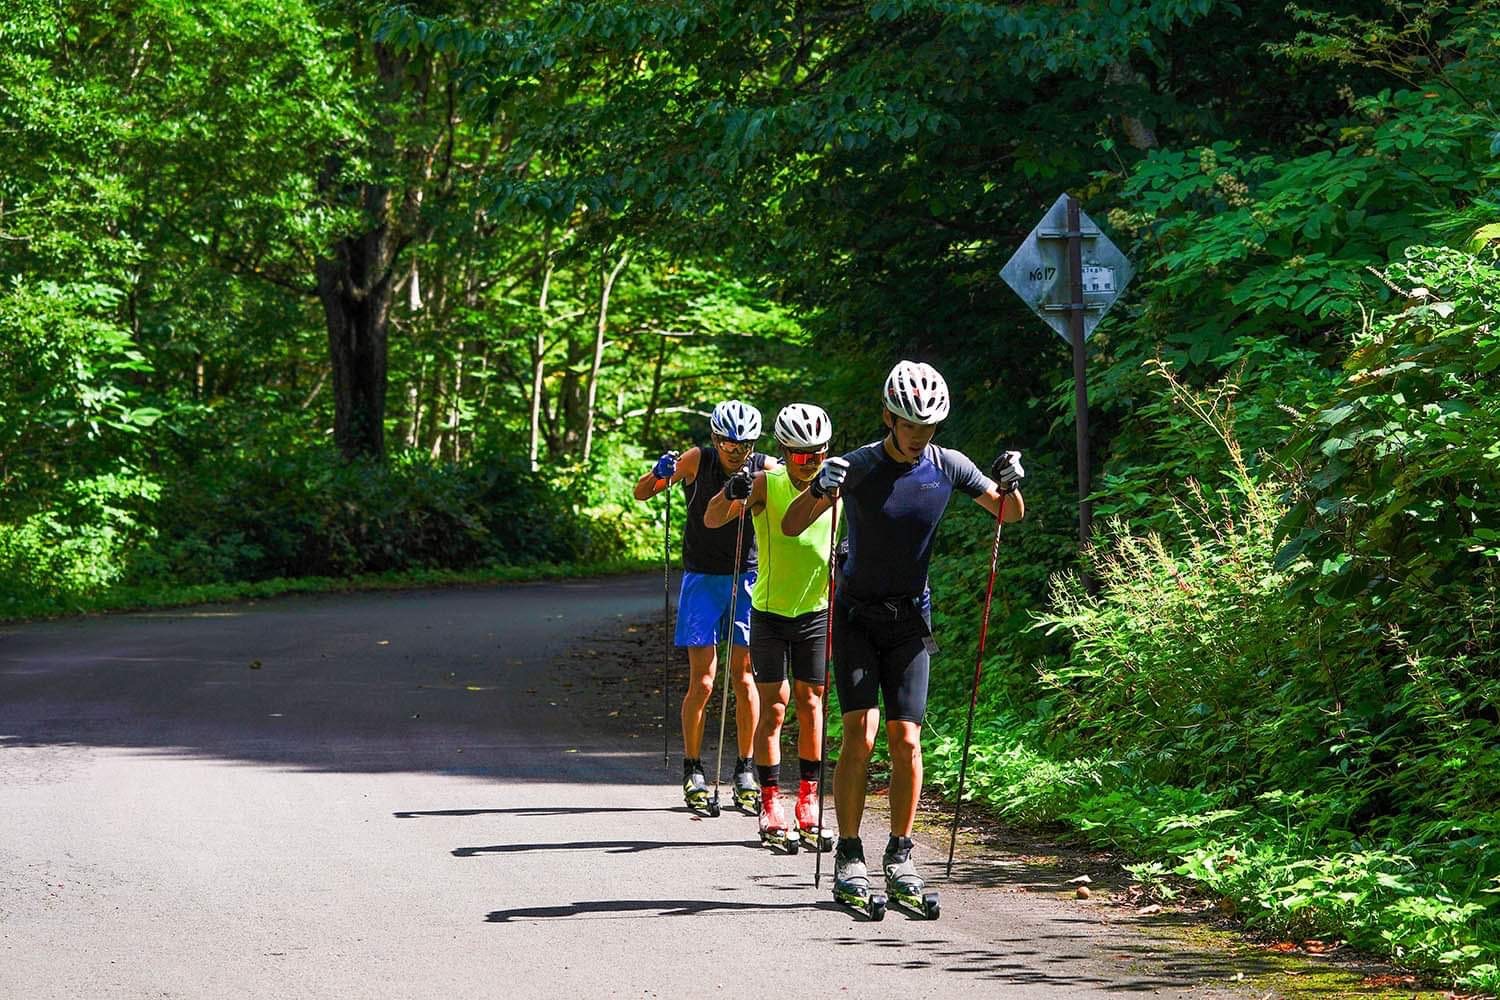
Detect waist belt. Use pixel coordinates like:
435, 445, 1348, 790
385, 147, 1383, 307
839, 591, 926, 623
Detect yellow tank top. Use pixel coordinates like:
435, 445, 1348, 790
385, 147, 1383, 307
751, 466, 834, 617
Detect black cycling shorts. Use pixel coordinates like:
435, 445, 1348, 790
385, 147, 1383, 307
830, 595, 932, 724
749, 607, 828, 686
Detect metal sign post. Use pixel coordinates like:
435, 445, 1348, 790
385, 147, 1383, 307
1000, 193, 1134, 563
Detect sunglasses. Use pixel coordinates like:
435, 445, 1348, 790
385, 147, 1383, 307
714, 436, 755, 451
785, 448, 827, 466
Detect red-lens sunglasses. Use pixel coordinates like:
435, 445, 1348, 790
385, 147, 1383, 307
786, 449, 826, 466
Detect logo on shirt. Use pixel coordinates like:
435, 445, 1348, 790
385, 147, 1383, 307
919, 481, 941, 489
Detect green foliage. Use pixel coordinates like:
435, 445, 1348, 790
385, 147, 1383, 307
940, 246, 1500, 987
0, 281, 161, 500
0, 471, 162, 614
133, 450, 599, 585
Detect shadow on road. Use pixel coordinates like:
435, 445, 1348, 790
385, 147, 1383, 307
395, 806, 681, 819
484, 898, 830, 922
453, 838, 763, 857
0, 580, 684, 784
818, 932, 1284, 993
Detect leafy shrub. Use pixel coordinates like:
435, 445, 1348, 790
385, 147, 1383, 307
0, 471, 161, 614
127, 449, 600, 585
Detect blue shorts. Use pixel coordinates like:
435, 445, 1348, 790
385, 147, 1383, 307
675, 570, 756, 648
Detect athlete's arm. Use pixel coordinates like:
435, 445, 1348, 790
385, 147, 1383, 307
975, 487, 1024, 523
781, 483, 832, 537
703, 470, 766, 528
633, 446, 700, 501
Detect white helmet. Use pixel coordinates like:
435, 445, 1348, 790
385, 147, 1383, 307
773, 403, 832, 450
883, 360, 950, 425
709, 399, 762, 442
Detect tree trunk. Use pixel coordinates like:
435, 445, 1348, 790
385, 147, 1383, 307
581, 249, 630, 463
528, 232, 555, 472
316, 223, 395, 461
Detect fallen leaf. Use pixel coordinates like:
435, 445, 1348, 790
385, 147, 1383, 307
1067, 875, 1093, 885
1136, 904, 1162, 915
248, 660, 262, 669
1360, 975, 1417, 988
377, 640, 389, 646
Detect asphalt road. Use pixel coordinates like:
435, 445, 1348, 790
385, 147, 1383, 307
1, 576, 1271, 998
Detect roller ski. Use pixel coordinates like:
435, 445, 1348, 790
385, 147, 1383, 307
883, 836, 940, 920
757, 789, 799, 854
831, 838, 886, 921
683, 760, 720, 817
731, 757, 760, 814
795, 779, 834, 853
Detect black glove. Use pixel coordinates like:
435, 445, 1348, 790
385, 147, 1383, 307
724, 470, 752, 501
990, 450, 1025, 490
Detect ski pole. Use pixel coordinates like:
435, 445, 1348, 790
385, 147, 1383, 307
946, 488, 1010, 880
708, 501, 748, 817
814, 495, 839, 889
662, 481, 672, 769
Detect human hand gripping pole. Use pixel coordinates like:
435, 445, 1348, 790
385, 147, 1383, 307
814, 496, 839, 888
945, 484, 1012, 879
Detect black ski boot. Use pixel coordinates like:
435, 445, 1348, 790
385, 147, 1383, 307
832, 837, 886, 920
682, 759, 717, 816
883, 835, 939, 919
731, 757, 760, 814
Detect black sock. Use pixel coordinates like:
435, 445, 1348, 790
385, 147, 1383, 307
735, 756, 754, 775
682, 757, 702, 777
799, 758, 819, 782
836, 836, 863, 860
886, 835, 912, 858
756, 763, 779, 788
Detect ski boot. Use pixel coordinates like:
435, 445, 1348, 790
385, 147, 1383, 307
832, 838, 886, 921
683, 760, 719, 817
794, 779, 834, 853
883, 836, 939, 920
757, 787, 798, 854
731, 757, 760, 814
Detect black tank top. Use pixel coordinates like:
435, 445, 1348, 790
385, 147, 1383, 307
681, 443, 768, 574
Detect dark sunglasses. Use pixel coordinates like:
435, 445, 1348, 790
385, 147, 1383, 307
785, 448, 827, 466
713, 435, 755, 450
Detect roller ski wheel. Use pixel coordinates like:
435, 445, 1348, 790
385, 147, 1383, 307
883, 837, 940, 920
832, 840, 885, 921
798, 827, 834, 853
758, 791, 799, 854
832, 884, 886, 921
884, 886, 940, 920
760, 828, 799, 853
794, 780, 833, 853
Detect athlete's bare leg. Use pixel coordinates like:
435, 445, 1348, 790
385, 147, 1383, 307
680, 644, 717, 759
753, 678, 789, 768
833, 708, 881, 839
886, 720, 923, 838
730, 644, 758, 759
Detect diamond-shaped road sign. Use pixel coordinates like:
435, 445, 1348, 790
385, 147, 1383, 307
1000, 193, 1133, 344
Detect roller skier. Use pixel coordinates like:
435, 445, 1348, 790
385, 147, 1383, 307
634, 400, 774, 814
783, 361, 1026, 919
705, 404, 838, 854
